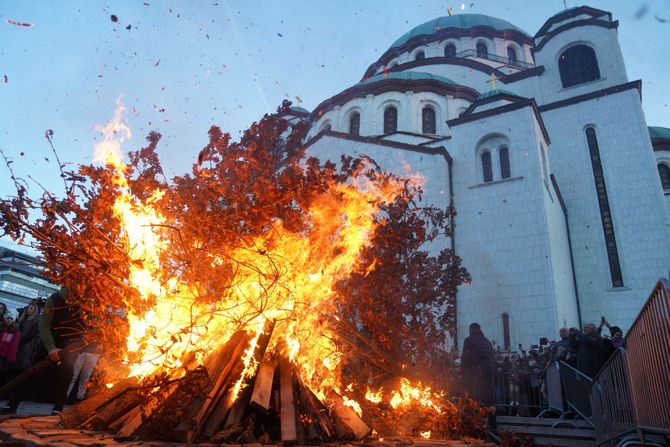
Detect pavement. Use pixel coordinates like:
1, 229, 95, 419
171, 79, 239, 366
0, 400, 56, 416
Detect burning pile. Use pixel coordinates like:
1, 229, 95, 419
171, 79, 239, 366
0, 101, 472, 443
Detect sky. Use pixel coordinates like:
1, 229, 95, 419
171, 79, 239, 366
1, 0, 669, 252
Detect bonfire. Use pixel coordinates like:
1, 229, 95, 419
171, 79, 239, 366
0, 101, 479, 444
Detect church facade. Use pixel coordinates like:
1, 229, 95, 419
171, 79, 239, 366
287, 6, 670, 349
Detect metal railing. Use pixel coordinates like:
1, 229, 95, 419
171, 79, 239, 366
591, 348, 636, 445
590, 276, 670, 446
623, 277, 670, 440
493, 370, 546, 416
558, 360, 593, 424
454, 49, 535, 69
543, 361, 564, 415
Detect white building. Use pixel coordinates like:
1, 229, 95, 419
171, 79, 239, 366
287, 6, 670, 349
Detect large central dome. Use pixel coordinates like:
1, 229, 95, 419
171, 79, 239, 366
390, 13, 530, 49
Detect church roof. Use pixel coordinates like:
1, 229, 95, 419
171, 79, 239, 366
476, 89, 521, 100
390, 14, 530, 49
359, 71, 457, 86
649, 126, 670, 141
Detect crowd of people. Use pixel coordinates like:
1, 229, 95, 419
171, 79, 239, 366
0, 286, 100, 416
457, 319, 626, 428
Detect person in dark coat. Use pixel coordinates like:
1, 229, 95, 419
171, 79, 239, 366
461, 322, 496, 402
570, 323, 605, 378
11, 300, 41, 372
460, 322, 496, 429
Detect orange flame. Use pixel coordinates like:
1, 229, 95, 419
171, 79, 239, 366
94, 103, 411, 411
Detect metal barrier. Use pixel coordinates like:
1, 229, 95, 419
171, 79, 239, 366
591, 348, 636, 445
623, 277, 670, 441
544, 361, 564, 415
558, 360, 593, 424
493, 370, 546, 416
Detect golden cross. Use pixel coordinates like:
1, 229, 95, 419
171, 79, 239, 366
487, 73, 499, 90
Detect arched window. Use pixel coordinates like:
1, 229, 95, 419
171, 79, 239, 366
659, 163, 670, 190
349, 112, 360, 136
444, 44, 456, 57
499, 146, 511, 179
476, 42, 488, 59
586, 127, 623, 287
481, 150, 493, 182
559, 44, 601, 88
414, 51, 425, 61
383, 106, 397, 134
320, 122, 331, 132
422, 107, 436, 134
507, 47, 517, 65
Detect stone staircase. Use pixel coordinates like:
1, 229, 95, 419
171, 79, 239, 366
496, 415, 596, 446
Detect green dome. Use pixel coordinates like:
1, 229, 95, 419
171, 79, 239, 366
391, 14, 530, 49
359, 71, 457, 86
649, 126, 670, 141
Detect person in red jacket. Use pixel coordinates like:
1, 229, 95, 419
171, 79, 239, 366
0, 313, 21, 382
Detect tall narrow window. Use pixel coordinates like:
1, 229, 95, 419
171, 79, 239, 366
476, 42, 488, 59
507, 47, 517, 65
501, 313, 510, 351
422, 107, 436, 134
499, 147, 511, 179
349, 112, 360, 136
444, 44, 456, 57
415, 51, 425, 61
559, 45, 600, 88
481, 150, 493, 182
658, 164, 670, 190
383, 106, 397, 134
586, 128, 623, 287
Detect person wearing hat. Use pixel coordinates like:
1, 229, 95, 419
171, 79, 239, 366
460, 322, 496, 429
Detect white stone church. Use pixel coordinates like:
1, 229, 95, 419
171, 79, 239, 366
284, 6, 670, 349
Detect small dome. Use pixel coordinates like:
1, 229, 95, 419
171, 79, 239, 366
649, 126, 670, 142
390, 14, 530, 49
359, 71, 457, 86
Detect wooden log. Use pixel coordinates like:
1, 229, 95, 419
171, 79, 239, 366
200, 336, 252, 438
107, 405, 135, 432
249, 356, 277, 413
225, 320, 276, 428
86, 387, 146, 430
114, 381, 178, 440
170, 330, 250, 442
279, 356, 297, 444
0, 358, 54, 399
328, 391, 371, 440
295, 374, 335, 439
60, 376, 139, 428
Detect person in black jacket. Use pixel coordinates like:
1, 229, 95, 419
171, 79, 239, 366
570, 323, 605, 378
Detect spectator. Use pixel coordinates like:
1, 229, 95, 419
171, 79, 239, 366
0, 313, 21, 384
548, 327, 576, 364
11, 301, 41, 373
67, 342, 100, 402
609, 326, 624, 349
461, 322, 496, 429
570, 323, 605, 378
0, 303, 7, 332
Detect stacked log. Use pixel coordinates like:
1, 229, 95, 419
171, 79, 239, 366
61, 325, 371, 444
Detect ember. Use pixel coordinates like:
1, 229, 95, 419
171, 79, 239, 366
0, 100, 471, 443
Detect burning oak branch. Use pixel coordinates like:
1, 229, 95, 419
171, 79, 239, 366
0, 101, 476, 443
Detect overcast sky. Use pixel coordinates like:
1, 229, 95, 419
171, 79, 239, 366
1, 0, 669, 251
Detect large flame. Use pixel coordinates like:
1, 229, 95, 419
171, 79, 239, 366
95, 102, 412, 408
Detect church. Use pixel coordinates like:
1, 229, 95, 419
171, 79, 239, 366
283, 6, 670, 349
